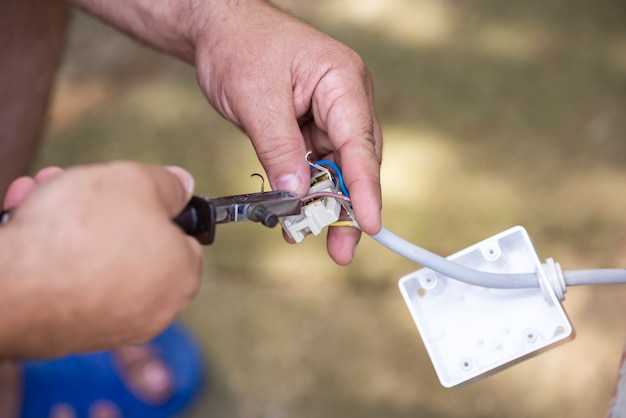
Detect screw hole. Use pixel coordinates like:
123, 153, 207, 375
460, 359, 472, 372
482, 244, 501, 261
419, 273, 438, 290
523, 329, 538, 343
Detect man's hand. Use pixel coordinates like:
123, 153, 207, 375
0, 162, 203, 358
64, 0, 383, 265
192, 1, 383, 265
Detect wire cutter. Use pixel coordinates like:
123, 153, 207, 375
171, 191, 303, 244
0, 191, 303, 246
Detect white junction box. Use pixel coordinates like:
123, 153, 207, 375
398, 226, 574, 387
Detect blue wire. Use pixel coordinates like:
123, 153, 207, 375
315, 160, 350, 197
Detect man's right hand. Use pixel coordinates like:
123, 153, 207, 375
0, 162, 203, 359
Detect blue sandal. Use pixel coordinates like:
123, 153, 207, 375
18, 322, 205, 418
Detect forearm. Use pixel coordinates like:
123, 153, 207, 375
65, 0, 196, 62
64, 0, 274, 65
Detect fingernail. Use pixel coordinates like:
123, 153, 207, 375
166, 166, 195, 195
275, 173, 302, 194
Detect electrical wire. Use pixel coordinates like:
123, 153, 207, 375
303, 191, 625, 289
306, 161, 538, 288
330, 220, 356, 227
563, 269, 626, 286
305, 155, 625, 290
371, 227, 540, 289
302, 191, 352, 203
315, 160, 350, 197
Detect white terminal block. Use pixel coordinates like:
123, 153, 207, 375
280, 172, 342, 243
398, 226, 574, 387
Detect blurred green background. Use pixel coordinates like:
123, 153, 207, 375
34, 0, 625, 416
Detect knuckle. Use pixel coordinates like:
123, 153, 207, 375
253, 137, 303, 167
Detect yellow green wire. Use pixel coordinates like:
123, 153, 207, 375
330, 221, 356, 228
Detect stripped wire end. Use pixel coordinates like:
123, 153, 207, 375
280, 155, 356, 242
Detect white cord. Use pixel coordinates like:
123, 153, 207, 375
371, 227, 539, 289
371, 227, 626, 291
563, 269, 626, 286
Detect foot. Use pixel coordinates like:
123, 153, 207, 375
112, 344, 174, 405
0, 345, 175, 418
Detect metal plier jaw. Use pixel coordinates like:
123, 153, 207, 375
174, 191, 302, 245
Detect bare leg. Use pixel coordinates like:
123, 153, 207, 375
0, 0, 69, 199
0, 1, 68, 415
0, 363, 20, 418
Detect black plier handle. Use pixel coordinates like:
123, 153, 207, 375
0, 203, 218, 245
1, 191, 302, 246
173, 196, 217, 245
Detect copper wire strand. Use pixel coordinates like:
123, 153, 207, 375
250, 173, 266, 192
302, 192, 351, 202
305, 151, 331, 178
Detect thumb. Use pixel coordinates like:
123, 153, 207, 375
148, 165, 195, 216
262, 135, 310, 197
239, 96, 310, 197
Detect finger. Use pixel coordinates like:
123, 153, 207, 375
237, 85, 311, 197
164, 166, 194, 199
34, 166, 64, 183
326, 226, 362, 266
312, 73, 382, 235
338, 113, 382, 236
141, 165, 195, 217
281, 228, 297, 244
3, 166, 65, 210
301, 122, 335, 160
3, 176, 36, 209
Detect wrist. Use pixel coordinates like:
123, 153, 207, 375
0, 229, 32, 358
186, 0, 277, 62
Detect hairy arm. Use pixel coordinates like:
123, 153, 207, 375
65, 0, 202, 62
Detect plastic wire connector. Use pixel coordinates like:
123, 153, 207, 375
280, 172, 342, 243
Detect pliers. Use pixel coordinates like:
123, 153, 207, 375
173, 191, 302, 245
0, 191, 302, 245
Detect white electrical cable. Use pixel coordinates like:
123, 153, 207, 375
371, 227, 540, 289
300, 178, 625, 291
371, 227, 626, 290
563, 269, 626, 286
